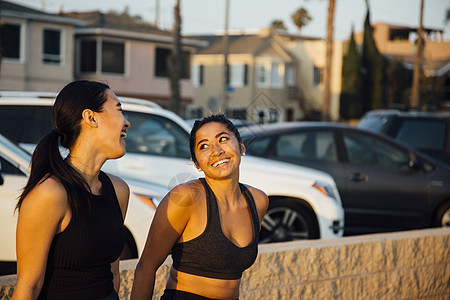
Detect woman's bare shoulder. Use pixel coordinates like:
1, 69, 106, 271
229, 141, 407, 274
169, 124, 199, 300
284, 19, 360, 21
243, 184, 269, 220
20, 175, 68, 216
165, 179, 204, 209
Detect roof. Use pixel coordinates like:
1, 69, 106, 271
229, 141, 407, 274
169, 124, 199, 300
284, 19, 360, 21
195, 34, 272, 55
62, 11, 166, 34
0, 0, 83, 26
62, 11, 206, 47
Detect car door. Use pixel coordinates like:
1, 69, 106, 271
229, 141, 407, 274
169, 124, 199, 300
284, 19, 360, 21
267, 129, 348, 188
0, 157, 28, 261
339, 130, 428, 234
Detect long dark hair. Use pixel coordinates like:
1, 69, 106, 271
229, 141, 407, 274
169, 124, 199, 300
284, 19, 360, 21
16, 80, 110, 217
189, 114, 243, 166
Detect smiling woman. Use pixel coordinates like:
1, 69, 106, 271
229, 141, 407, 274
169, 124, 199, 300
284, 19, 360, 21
12, 80, 131, 300
131, 114, 269, 300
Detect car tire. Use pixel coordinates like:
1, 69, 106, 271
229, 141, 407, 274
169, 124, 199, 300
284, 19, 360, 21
434, 201, 450, 227
259, 199, 320, 243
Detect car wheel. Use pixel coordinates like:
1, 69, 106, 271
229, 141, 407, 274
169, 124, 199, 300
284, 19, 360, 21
434, 201, 450, 227
259, 199, 319, 243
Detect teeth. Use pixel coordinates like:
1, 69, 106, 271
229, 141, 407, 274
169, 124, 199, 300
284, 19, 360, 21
213, 159, 229, 167
121, 132, 127, 139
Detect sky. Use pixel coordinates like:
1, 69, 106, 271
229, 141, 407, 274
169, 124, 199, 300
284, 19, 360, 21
6, 0, 450, 41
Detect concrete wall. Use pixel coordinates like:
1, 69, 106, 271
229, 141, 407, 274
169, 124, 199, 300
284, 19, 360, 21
1, 228, 449, 299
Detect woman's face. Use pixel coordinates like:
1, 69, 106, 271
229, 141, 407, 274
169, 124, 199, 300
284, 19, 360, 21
194, 121, 244, 180
95, 89, 131, 159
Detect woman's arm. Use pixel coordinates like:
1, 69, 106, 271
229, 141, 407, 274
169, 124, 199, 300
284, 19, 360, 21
111, 258, 120, 293
130, 183, 195, 300
107, 173, 130, 294
12, 178, 69, 300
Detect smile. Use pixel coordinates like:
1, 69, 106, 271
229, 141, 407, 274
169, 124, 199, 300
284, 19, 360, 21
121, 131, 127, 139
212, 158, 230, 167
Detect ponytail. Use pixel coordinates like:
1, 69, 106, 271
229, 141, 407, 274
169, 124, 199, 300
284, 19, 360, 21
16, 80, 110, 217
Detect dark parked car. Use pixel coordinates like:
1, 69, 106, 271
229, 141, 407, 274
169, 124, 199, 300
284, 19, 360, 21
357, 109, 450, 166
241, 122, 450, 235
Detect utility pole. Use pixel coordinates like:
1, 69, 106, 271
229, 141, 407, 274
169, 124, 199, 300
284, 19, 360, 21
154, 0, 160, 27
222, 0, 230, 114
411, 0, 424, 109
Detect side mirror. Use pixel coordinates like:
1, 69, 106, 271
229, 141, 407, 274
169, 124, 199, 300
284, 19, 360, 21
408, 157, 421, 171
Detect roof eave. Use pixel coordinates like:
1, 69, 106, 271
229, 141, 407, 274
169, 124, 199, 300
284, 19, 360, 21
74, 27, 208, 47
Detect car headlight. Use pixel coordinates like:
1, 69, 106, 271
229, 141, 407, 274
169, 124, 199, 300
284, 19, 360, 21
134, 193, 162, 209
312, 181, 337, 200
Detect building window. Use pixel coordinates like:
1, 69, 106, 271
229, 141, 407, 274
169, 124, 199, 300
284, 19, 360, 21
313, 66, 322, 86
191, 64, 203, 86
256, 61, 284, 88
43, 28, 62, 64
79, 39, 125, 75
230, 64, 248, 87
0, 23, 21, 60
155, 47, 191, 79
102, 41, 124, 73
256, 64, 268, 87
286, 65, 295, 86
80, 40, 97, 73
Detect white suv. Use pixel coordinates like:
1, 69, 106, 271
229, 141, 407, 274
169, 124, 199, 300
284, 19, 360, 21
0, 132, 168, 272
0, 92, 344, 244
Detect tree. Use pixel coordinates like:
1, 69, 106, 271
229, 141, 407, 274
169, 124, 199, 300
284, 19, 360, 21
107, 6, 143, 21
168, 0, 182, 116
322, 0, 335, 120
270, 19, 287, 31
410, 0, 424, 108
360, 5, 385, 113
385, 59, 411, 107
291, 7, 312, 31
340, 28, 362, 119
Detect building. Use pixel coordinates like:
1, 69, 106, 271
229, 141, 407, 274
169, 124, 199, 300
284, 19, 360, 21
0, 0, 82, 91
0, 0, 206, 111
354, 22, 450, 105
190, 28, 344, 122
64, 11, 205, 107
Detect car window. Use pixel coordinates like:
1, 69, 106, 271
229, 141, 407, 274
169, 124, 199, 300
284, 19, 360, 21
123, 111, 190, 159
396, 119, 446, 151
343, 132, 410, 169
276, 131, 337, 162
0, 106, 34, 143
0, 157, 23, 175
0, 105, 53, 144
244, 136, 272, 156
22, 106, 53, 143
358, 114, 392, 132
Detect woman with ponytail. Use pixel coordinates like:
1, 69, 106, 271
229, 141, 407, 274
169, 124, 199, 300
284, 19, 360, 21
12, 80, 131, 300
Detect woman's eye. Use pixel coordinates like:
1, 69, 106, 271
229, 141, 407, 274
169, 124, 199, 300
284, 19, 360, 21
219, 136, 229, 142
199, 144, 208, 150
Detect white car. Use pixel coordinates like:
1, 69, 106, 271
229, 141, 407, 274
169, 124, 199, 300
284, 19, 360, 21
0, 133, 168, 266
0, 92, 344, 244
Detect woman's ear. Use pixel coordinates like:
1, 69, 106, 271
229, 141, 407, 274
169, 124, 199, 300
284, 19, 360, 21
240, 143, 246, 156
81, 109, 98, 128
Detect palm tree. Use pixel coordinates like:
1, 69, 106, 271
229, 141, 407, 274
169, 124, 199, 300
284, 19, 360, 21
169, 0, 182, 116
270, 19, 287, 31
322, 0, 335, 120
410, 0, 424, 108
291, 7, 312, 31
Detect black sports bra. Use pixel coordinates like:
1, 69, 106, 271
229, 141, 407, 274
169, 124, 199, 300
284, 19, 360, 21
171, 178, 260, 280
